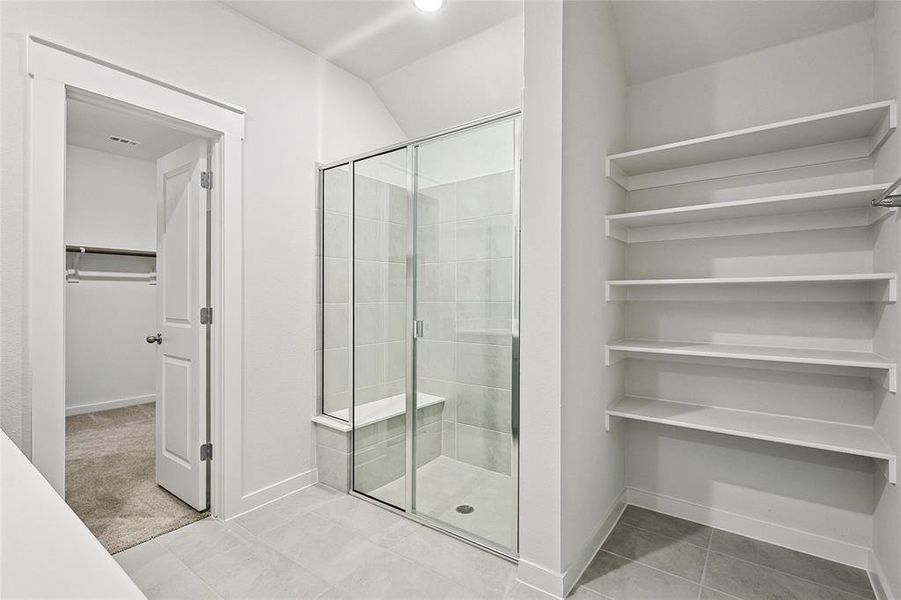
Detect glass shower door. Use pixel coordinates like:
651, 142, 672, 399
350, 148, 411, 510
412, 117, 519, 552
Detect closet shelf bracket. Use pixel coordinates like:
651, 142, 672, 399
65, 246, 86, 283
871, 175, 901, 207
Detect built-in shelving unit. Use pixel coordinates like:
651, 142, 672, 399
605, 184, 895, 243
606, 273, 897, 302
604, 100, 900, 484
606, 339, 896, 392
605, 396, 896, 484
606, 101, 897, 191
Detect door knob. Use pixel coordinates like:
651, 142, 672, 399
146, 333, 163, 344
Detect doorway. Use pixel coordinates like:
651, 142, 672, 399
63, 92, 215, 553
319, 112, 521, 557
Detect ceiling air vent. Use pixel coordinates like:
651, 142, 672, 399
108, 135, 141, 146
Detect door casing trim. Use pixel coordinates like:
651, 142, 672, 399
26, 35, 245, 519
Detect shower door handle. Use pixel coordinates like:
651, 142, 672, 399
413, 320, 424, 339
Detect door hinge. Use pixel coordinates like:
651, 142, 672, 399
200, 307, 213, 325
200, 171, 213, 190
200, 443, 212, 461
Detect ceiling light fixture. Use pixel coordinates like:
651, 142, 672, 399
413, 0, 445, 12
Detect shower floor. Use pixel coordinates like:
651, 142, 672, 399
370, 456, 515, 550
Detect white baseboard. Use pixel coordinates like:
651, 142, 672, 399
228, 468, 319, 519
65, 394, 155, 416
562, 488, 627, 595
516, 559, 565, 599
869, 549, 896, 600
626, 487, 870, 569
516, 488, 627, 599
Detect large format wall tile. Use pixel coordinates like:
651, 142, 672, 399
324, 258, 349, 302
418, 302, 456, 341
456, 343, 512, 389
455, 423, 511, 474
354, 303, 386, 345
323, 304, 349, 350
456, 384, 512, 433
456, 259, 512, 302
354, 174, 387, 221
354, 217, 387, 262
418, 340, 456, 381
354, 344, 384, 390
354, 261, 387, 302
323, 212, 350, 258
456, 172, 513, 220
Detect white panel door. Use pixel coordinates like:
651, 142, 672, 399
154, 140, 208, 510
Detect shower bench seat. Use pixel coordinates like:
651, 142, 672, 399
326, 392, 445, 428
312, 393, 447, 493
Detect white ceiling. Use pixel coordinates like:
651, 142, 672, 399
611, 1, 875, 85
67, 99, 199, 161
224, 0, 523, 81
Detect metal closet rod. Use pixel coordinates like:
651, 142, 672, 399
65, 245, 156, 258
872, 175, 901, 207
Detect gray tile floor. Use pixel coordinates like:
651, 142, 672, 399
372, 456, 515, 549
114, 486, 877, 600
575, 505, 877, 600
114, 484, 520, 599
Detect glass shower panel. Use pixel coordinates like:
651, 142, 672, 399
351, 148, 410, 509
413, 118, 518, 551
322, 165, 351, 420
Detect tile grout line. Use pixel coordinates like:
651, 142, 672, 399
598, 548, 702, 587
616, 519, 712, 551
696, 546, 711, 600
138, 535, 224, 600
626, 513, 875, 600
704, 549, 876, 600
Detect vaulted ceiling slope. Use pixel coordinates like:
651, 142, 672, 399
224, 0, 522, 82
612, 0, 875, 84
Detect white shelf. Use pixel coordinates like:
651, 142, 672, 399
605, 396, 896, 484
606, 273, 897, 302
605, 339, 897, 392
606, 101, 897, 191
605, 184, 895, 243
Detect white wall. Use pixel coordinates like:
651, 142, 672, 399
65, 146, 156, 250
871, 2, 901, 596
517, 4, 631, 594
560, 0, 627, 583
371, 16, 523, 138
626, 20, 876, 149
64, 145, 157, 414
516, 1, 564, 593
1, 1, 402, 513
620, 16, 882, 563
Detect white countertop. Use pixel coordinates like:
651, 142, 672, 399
1, 431, 145, 599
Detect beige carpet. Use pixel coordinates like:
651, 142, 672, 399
66, 403, 207, 554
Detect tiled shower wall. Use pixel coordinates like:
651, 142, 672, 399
417, 170, 514, 476
322, 166, 351, 416
352, 173, 408, 406
321, 166, 515, 491
322, 170, 409, 413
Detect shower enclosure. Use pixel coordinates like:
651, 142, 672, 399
319, 112, 520, 556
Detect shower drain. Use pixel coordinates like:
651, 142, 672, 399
455, 504, 475, 514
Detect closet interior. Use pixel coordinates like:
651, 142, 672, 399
64, 96, 208, 554
593, 3, 900, 584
